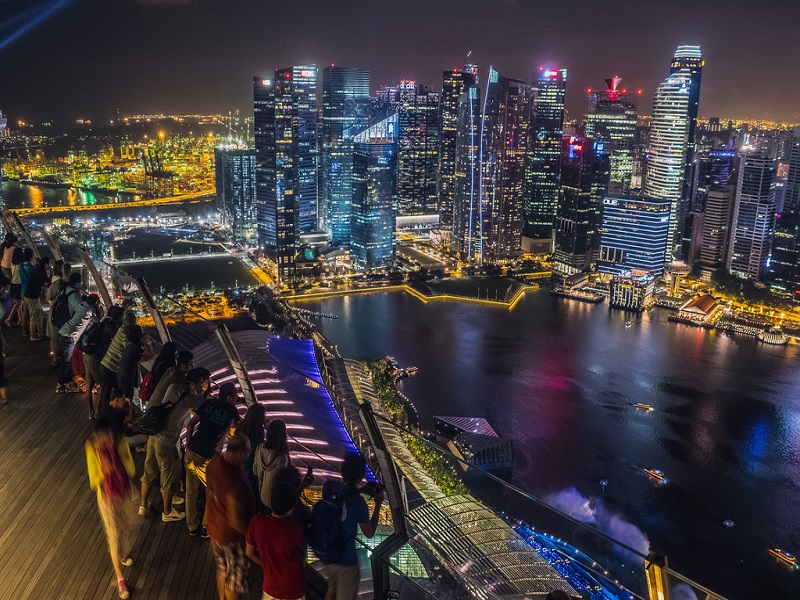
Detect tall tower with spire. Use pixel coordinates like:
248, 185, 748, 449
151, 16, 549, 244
645, 46, 702, 259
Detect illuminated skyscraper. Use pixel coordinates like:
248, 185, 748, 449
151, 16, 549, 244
480, 69, 531, 259
553, 137, 610, 274
321, 66, 370, 245
397, 81, 439, 216
253, 65, 319, 281
769, 128, 800, 296
645, 46, 702, 257
351, 115, 398, 269
253, 77, 277, 248
697, 185, 735, 275
585, 77, 638, 193
523, 67, 566, 252
727, 155, 776, 281
598, 197, 671, 276
453, 81, 482, 259
438, 67, 477, 229
214, 145, 257, 242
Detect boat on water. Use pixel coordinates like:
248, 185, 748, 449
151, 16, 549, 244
634, 403, 654, 412
769, 548, 798, 567
644, 468, 667, 482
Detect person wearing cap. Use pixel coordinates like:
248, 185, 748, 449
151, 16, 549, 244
55, 274, 92, 394
184, 382, 241, 537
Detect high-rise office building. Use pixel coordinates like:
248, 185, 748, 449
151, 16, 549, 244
480, 68, 531, 260
253, 65, 319, 281
397, 81, 440, 216
452, 67, 530, 261
553, 137, 610, 274
321, 66, 370, 245
438, 68, 477, 229
598, 196, 671, 276
214, 145, 257, 242
696, 185, 735, 274
728, 155, 776, 281
769, 128, 800, 296
585, 77, 638, 193
523, 67, 567, 252
254, 77, 277, 249
687, 148, 737, 267
645, 46, 702, 257
351, 115, 398, 269
453, 82, 482, 260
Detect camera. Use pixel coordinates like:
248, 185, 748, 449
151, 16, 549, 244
361, 480, 385, 498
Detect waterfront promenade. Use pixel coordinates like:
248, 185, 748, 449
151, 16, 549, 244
0, 326, 262, 600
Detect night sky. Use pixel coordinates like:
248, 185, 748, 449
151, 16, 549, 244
1, 0, 799, 124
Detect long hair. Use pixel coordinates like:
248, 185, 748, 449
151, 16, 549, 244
237, 404, 266, 441
11, 247, 23, 266
264, 419, 288, 455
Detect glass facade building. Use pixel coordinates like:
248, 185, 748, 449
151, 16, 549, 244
769, 128, 800, 295
598, 196, 671, 276
585, 77, 638, 193
480, 68, 531, 260
253, 77, 277, 248
553, 138, 610, 274
727, 155, 776, 281
523, 67, 566, 248
645, 46, 701, 257
453, 83, 482, 260
253, 66, 319, 281
351, 115, 398, 269
438, 68, 477, 230
214, 146, 257, 243
397, 81, 439, 216
321, 66, 371, 245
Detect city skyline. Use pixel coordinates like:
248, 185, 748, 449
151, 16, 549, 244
1, 0, 800, 123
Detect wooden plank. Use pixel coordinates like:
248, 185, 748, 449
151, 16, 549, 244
0, 326, 304, 600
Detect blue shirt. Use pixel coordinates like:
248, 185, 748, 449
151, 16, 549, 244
329, 481, 369, 566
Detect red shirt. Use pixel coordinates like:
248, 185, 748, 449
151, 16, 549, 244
206, 454, 255, 544
246, 514, 306, 598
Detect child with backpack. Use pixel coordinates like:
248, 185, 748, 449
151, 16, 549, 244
309, 453, 385, 600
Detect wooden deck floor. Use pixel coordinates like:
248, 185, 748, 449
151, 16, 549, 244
0, 325, 263, 600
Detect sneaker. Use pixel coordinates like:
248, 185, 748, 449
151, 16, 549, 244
200, 527, 209, 539
172, 496, 185, 506
138, 502, 151, 517
161, 508, 185, 522
55, 384, 65, 394
120, 556, 134, 567
63, 382, 82, 393
188, 527, 201, 537
117, 578, 130, 600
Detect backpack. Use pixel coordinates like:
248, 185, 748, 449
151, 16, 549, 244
308, 480, 360, 564
51, 286, 77, 329
99, 442, 129, 504
79, 320, 105, 355
137, 390, 186, 436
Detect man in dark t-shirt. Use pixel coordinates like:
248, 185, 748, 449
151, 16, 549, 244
184, 382, 240, 536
